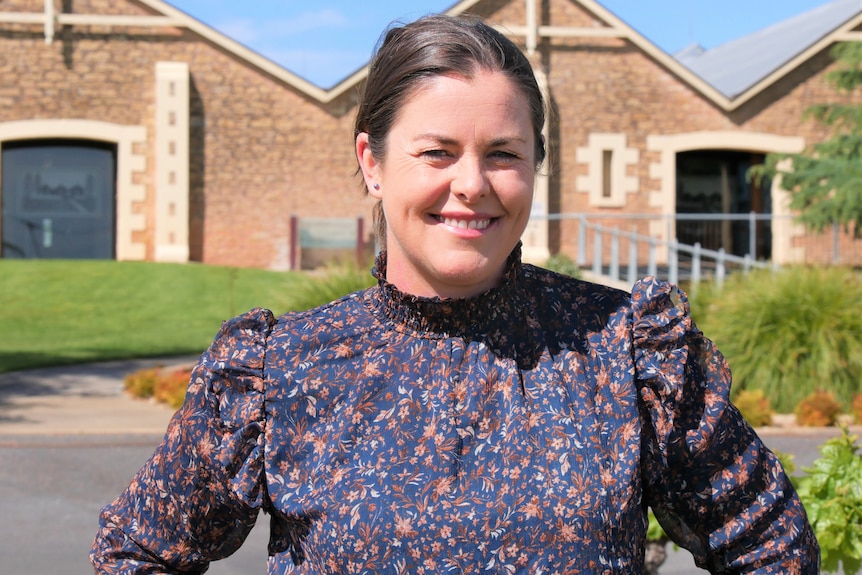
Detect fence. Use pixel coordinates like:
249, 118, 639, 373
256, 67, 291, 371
552, 213, 777, 287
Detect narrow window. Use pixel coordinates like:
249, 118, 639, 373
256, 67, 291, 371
602, 149, 613, 198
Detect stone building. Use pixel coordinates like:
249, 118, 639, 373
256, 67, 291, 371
1, 0, 860, 269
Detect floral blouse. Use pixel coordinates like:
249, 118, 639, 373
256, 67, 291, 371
91, 249, 818, 574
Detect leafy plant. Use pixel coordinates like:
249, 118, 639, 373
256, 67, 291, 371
750, 42, 862, 237
287, 258, 376, 312
646, 508, 668, 543
794, 429, 862, 573
732, 389, 774, 427
123, 367, 160, 399
695, 266, 862, 413
796, 390, 844, 427
541, 253, 582, 278
773, 449, 797, 476
153, 367, 193, 409
125, 365, 193, 409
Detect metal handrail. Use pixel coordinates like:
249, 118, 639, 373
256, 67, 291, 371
551, 212, 777, 286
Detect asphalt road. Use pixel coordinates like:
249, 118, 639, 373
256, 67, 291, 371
0, 429, 841, 574
0, 359, 849, 574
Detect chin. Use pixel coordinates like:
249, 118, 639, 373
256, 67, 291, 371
435, 259, 503, 293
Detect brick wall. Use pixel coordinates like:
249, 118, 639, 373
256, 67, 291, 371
1, 0, 859, 268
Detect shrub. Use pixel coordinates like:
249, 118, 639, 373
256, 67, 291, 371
541, 253, 581, 278
153, 367, 193, 409
123, 367, 160, 399
795, 389, 843, 427
288, 259, 376, 312
125, 365, 192, 409
794, 429, 862, 574
695, 266, 862, 413
732, 389, 774, 427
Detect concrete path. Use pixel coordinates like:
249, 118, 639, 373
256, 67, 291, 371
0, 357, 192, 436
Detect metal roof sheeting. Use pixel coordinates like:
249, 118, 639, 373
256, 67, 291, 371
674, 0, 862, 98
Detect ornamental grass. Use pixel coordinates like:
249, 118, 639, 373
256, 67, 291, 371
693, 266, 862, 414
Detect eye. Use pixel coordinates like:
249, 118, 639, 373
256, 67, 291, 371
489, 150, 521, 163
421, 149, 451, 158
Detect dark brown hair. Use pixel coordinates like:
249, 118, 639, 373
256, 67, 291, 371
355, 14, 547, 243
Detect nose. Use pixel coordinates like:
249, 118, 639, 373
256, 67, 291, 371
451, 156, 489, 203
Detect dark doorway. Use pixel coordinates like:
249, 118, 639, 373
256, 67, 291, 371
676, 150, 771, 259
2, 140, 117, 259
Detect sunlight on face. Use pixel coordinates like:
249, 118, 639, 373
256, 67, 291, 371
357, 70, 536, 299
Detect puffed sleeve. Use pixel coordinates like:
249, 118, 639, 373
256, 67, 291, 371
632, 277, 819, 574
90, 308, 276, 574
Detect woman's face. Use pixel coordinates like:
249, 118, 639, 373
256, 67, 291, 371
356, 70, 536, 299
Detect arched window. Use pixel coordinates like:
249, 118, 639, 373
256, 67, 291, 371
2, 139, 116, 259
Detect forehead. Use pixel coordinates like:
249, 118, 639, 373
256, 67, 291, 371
393, 71, 531, 131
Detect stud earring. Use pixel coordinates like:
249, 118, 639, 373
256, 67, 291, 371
373, 183, 380, 190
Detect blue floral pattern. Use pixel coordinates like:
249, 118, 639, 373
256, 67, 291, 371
91, 248, 818, 574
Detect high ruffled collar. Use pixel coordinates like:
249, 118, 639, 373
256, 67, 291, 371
367, 244, 544, 368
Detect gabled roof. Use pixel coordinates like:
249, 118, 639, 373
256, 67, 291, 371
675, 0, 862, 100
12, 0, 860, 112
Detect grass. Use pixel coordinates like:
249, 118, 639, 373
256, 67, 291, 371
0, 260, 306, 373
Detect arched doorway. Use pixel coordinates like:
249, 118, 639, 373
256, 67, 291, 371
1, 139, 117, 259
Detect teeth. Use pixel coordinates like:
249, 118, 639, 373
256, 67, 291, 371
442, 217, 491, 230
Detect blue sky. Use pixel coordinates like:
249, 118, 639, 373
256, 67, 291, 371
167, 0, 835, 88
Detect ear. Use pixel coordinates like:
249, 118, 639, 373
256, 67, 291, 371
356, 132, 382, 199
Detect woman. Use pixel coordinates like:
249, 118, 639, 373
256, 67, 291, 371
91, 14, 818, 574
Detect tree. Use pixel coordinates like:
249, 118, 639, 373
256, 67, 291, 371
751, 42, 862, 238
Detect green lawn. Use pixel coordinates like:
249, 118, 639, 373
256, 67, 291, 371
0, 260, 304, 373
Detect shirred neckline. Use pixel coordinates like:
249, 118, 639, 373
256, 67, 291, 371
368, 244, 526, 339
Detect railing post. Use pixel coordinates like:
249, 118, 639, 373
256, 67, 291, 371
717, 247, 726, 287
692, 242, 702, 286
593, 229, 603, 276
628, 235, 638, 284
749, 211, 756, 259
577, 214, 587, 267
610, 228, 620, 281
743, 254, 752, 274
648, 237, 657, 277
669, 239, 678, 285
834, 221, 840, 264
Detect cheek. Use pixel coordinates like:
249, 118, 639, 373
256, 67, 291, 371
495, 172, 535, 206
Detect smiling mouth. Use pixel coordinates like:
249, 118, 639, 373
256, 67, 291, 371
436, 216, 493, 230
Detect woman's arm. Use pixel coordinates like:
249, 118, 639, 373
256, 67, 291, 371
632, 278, 819, 574
90, 309, 275, 574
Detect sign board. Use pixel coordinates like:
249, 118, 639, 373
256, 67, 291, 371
299, 218, 357, 249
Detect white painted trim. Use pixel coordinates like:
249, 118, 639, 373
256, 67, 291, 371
0, 119, 148, 260
576, 133, 639, 208
771, 159, 807, 264
154, 62, 190, 263
522, 64, 551, 264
